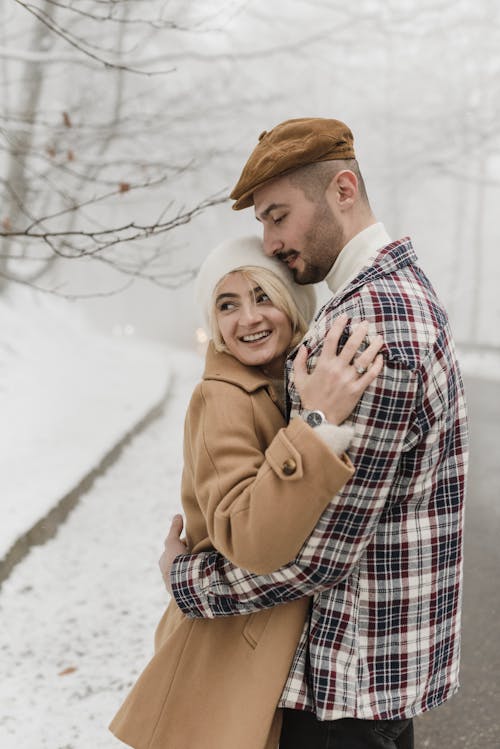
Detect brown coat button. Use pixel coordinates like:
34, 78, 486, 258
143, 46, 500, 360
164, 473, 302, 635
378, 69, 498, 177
282, 458, 297, 476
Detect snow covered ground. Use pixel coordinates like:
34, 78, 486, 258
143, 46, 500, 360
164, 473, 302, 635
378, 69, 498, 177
0, 351, 203, 749
0, 288, 171, 561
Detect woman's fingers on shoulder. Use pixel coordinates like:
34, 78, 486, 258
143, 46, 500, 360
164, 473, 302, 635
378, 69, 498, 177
292, 344, 308, 378
355, 353, 384, 390
312, 315, 348, 368
338, 320, 370, 363
322, 313, 349, 357
353, 334, 384, 371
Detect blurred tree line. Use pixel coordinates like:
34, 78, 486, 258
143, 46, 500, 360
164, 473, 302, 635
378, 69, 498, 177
1, 0, 499, 343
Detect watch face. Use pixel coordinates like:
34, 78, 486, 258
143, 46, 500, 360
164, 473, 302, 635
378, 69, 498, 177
307, 411, 324, 428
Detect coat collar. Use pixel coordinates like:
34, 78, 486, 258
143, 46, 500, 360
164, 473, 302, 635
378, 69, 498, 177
203, 342, 272, 393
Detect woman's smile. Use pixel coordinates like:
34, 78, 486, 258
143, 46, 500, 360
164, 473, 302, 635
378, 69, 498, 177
239, 330, 272, 343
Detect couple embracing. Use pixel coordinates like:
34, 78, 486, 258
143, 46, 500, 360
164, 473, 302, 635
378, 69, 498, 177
110, 118, 468, 749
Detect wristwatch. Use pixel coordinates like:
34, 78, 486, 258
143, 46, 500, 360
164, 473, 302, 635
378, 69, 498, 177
302, 409, 327, 428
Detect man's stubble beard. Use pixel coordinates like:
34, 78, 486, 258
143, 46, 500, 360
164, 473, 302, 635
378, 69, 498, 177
293, 201, 345, 285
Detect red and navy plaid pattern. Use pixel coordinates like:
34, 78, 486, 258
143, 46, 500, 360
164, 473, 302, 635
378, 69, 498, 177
171, 238, 469, 720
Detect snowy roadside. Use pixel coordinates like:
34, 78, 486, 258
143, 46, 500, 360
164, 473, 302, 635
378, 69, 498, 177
0, 352, 203, 749
0, 288, 172, 566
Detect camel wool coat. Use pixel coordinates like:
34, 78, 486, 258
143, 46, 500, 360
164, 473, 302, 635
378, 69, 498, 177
109, 344, 354, 749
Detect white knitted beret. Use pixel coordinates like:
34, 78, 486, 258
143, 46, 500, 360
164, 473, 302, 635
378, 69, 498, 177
195, 235, 316, 328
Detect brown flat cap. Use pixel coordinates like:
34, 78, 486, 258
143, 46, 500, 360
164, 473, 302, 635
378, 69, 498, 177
230, 117, 355, 210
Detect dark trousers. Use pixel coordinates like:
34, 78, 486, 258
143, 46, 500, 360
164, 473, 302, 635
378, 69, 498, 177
279, 708, 414, 749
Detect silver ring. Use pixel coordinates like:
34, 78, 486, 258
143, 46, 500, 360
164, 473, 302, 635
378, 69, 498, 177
355, 365, 368, 375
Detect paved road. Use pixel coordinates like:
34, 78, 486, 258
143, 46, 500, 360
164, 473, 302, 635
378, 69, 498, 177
415, 377, 500, 748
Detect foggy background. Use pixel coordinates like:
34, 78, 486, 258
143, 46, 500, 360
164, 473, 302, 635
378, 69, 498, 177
2, 0, 499, 347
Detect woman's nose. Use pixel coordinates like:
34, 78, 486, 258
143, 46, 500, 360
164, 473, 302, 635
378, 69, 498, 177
239, 302, 263, 325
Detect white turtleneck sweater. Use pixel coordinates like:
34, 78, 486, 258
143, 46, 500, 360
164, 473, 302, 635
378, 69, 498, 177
325, 222, 391, 296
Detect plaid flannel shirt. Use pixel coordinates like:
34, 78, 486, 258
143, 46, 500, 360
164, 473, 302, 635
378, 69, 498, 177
171, 238, 469, 721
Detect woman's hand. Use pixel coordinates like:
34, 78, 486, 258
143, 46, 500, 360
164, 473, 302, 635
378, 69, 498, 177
159, 514, 188, 595
293, 313, 384, 425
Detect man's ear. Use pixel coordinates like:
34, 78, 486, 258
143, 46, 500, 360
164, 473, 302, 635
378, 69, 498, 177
325, 170, 357, 211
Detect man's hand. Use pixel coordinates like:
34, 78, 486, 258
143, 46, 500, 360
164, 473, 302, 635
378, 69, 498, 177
159, 514, 188, 595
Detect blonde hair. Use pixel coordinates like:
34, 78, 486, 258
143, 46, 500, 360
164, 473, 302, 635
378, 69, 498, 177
210, 266, 308, 355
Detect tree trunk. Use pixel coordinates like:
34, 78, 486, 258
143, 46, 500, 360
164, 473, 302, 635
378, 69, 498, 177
0, 0, 55, 291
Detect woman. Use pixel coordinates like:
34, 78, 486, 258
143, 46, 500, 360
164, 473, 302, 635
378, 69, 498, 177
109, 236, 383, 749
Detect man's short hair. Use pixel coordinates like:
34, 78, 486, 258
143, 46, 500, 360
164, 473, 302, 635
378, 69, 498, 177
287, 159, 369, 205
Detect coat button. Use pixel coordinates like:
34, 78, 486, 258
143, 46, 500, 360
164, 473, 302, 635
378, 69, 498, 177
282, 458, 297, 476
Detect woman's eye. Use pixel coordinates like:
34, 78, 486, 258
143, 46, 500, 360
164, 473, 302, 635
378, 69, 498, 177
256, 293, 271, 304
273, 214, 285, 225
218, 302, 236, 312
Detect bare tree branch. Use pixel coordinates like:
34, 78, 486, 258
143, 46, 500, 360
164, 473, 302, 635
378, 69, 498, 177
1, 195, 229, 259
13, 0, 177, 74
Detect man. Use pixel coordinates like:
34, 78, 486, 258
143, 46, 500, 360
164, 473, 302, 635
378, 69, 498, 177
161, 118, 469, 748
